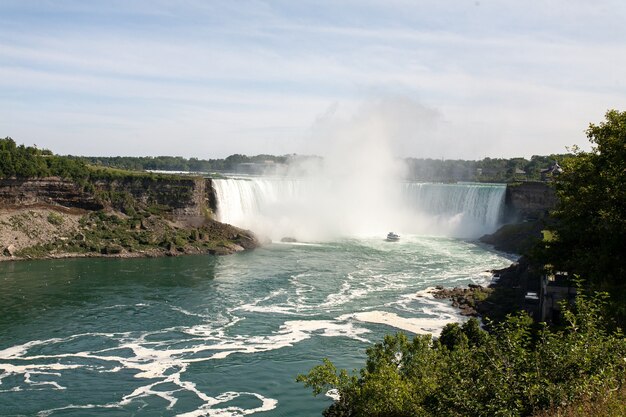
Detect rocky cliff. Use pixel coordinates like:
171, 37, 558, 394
504, 181, 557, 221
0, 175, 254, 260
0, 176, 219, 223
90, 176, 218, 226
0, 178, 103, 210
480, 182, 557, 254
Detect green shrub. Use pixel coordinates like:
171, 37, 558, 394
298, 289, 626, 417
47, 211, 64, 225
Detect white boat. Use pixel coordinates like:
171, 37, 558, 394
386, 232, 400, 242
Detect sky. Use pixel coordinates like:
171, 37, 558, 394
1, 0, 625, 160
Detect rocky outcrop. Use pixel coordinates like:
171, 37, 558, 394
0, 176, 219, 225
479, 220, 544, 254
3, 244, 16, 257
0, 175, 256, 260
480, 182, 556, 254
431, 257, 542, 323
0, 178, 103, 210
90, 177, 218, 226
504, 182, 557, 222
432, 284, 489, 317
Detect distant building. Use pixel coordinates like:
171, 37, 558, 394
540, 162, 563, 181
539, 271, 575, 323
235, 161, 284, 175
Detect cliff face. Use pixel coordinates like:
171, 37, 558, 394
90, 177, 218, 226
504, 182, 557, 221
480, 182, 557, 254
0, 176, 252, 260
0, 178, 103, 210
0, 176, 218, 224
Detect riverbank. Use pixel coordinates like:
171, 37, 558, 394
430, 254, 540, 323
429, 216, 547, 323
0, 205, 258, 261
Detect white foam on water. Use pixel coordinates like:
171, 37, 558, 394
171, 305, 212, 319
319, 280, 368, 309
273, 241, 325, 247
347, 311, 451, 336
38, 403, 122, 417
236, 304, 303, 316
0, 311, 373, 415
1, 232, 515, 415
233, 288, 309, 316
0, 338, 66, 359
413, 287, 438, 298
176, 392, 278, 417
38, 391, 278, 417
201, 318, 371, 359
325, 388, 340, 401
24, 371, 65, 390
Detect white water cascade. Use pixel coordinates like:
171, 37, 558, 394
212, 177, 506, 241
400, 182, 506, 238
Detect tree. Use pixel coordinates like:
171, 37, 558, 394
542, 110, 626, 323
298, 290, 626, 417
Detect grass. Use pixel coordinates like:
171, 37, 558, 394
13, 207, 243, 259
532, 386, 626, 417
9, 212, 41, 238
47, 211, 64, 225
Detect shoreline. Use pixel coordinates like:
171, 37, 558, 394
429, 256, 531, 322
1, 205, 258, 262
0, 244, 251, 263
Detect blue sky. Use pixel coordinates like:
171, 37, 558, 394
1, 0, 625, 159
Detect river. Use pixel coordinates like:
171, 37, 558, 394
1, 179, 516, 416
0, 235, 513, 416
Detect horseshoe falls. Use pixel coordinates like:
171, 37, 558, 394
213, 177, 506, 240
0, 178, 514, 417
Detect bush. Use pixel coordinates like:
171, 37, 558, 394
46, 211, 64, 225
298, 289, 626, 417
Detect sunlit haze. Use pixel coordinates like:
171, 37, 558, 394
1, 1, 625, 159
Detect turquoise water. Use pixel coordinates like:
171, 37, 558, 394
0, 237, 514, 416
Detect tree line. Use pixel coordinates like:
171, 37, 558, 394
79, 154, 567, 182
72, 153, 290, 173
0, 137, 186, 185
0, 137, 89, 180
1, 136, 568, 183
405, 154, 570, 183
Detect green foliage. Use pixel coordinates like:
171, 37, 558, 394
0, 137, 89, 179
405, 155, 571, 183
298, 291, 626, 417
540, 109, 626, 324
2, 136, 569, 183
46, 211, 64, 225
72, 153, 290, 173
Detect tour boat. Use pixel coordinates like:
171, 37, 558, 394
386, 232, 400, 242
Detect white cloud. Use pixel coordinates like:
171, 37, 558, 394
0, 1, 625, 158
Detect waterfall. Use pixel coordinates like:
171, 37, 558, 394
212, 177, 306, 228
212, 177, 505, 240
401, 183, 505, 236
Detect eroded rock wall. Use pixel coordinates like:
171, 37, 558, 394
0, 177, 218, 225
0, 178, 103, 210
504, 182, 557, 221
